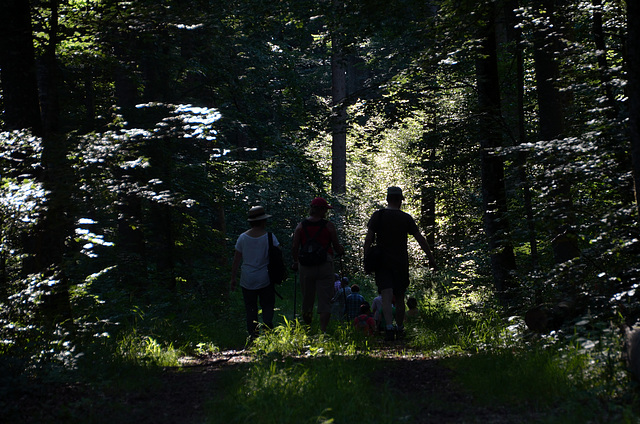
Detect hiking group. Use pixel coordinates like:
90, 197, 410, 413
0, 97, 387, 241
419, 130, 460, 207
231, 186, 437, 342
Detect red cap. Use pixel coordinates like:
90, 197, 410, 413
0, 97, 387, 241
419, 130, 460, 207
311, 197, 333, 209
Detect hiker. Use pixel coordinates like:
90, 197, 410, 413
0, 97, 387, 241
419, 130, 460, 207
353, 302, 376, 337
330, 277, 352, 320
231, 205, 278, 340
406, 297, 420, 322
372, 294, 396, 332
345, 284, 366, 321
333, 273, 342, 294
364, 186, 437, 341
292, 197, 345, 332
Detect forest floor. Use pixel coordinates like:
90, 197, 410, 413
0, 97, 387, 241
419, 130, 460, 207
14, 347, 544, 424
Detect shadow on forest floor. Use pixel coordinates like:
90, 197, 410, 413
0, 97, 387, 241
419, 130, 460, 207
10, 348, 545, 424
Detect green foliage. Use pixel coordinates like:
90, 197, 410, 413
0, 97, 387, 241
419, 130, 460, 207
2, 2, 640, 422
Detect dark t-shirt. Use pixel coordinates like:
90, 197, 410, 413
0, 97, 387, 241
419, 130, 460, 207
367, 208, 419, 268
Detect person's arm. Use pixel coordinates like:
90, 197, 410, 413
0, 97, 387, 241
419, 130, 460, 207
326, 221, 345, 256
363, 211, 377, 256
364, 227, 375, 256
413, 231, 437, 270
291, 223, 301, 270
230, 250, 242, 291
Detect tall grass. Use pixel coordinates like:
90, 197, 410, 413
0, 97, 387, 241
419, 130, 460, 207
250, 317, 374, 357
116, 331, 182, 367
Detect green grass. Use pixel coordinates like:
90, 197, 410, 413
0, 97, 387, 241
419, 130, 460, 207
443, 344, 640, 423
444, 348, 581, 406
116, 331, 182, 367
7, 269, 640, 423
250, 317, 374, 357
206, 355, 413, 424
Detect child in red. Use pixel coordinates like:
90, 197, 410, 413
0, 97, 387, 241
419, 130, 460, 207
353, 303, 376, 337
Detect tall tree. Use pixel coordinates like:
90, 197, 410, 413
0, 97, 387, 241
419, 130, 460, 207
38, 0, 62, 135
592, 0, 618, 118
628, 0, 640, 222
476, 2, 517, 297
503, 0, 539, 269
531, 0, 579, 263
330, 0, 348, 195
0, 0, 42, 134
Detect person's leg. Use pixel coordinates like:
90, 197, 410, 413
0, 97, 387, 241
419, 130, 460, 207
381, 287, 394, 329
317, 261, 335, 333
376, 266, 396, 340
242, 287, 259, 338
395, 291, 406, 328
259, 285, 276, 329
299, 266, 316, 325
394, 266, 410, 338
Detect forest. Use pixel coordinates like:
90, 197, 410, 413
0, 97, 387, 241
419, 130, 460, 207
2, 0, 640, 422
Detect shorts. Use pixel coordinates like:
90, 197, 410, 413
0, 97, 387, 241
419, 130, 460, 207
375, 265, 410, 295
299, 259, 334, 316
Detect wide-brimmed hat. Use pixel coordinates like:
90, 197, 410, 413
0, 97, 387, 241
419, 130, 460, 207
247, 205, 272, 221
311, 197, 333, 209
387, 186, 404, 199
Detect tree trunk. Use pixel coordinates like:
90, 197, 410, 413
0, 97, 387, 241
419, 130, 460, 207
532, 0, 577, 262
0, 0, 42, 134
504, 0, 539, 269
1, 0, 73, 326
330, 0, 347, 195
30, 0, 73, 326
532, 0, 565, 142
38, 0, 61, 136
592, 0, 618, 119
628, 0, 640, 222
476, 3, 517, 298
420, 134, 437, 248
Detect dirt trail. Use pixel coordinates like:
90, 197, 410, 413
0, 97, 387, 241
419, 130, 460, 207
132, 350, 532, 424
14, 350, 536, 423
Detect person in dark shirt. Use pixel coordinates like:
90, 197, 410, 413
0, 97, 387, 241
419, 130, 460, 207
364, 187, 436, 341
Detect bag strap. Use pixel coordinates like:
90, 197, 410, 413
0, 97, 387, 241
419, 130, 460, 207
268, 232, 274, 249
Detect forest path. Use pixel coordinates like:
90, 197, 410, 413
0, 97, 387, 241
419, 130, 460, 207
137, 349, 535, 424
15, 349, 539, 423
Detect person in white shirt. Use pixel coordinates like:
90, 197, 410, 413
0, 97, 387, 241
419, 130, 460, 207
231, 205, 279, 340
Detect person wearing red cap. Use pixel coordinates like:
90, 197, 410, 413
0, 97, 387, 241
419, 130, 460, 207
292, 197, 345, 332
364, 187, 436, 341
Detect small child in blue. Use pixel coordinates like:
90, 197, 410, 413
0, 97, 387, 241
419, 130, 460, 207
345, 284, 365, 320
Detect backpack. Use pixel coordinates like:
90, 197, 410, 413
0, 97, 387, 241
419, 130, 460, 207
267, 232, 287, 285
363, 209, 386, 274
298, 220, 328, 266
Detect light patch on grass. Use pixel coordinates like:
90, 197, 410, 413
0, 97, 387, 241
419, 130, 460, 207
117, 331, 181, 367
207, 356, 412, 424
250, 317, 373, 357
